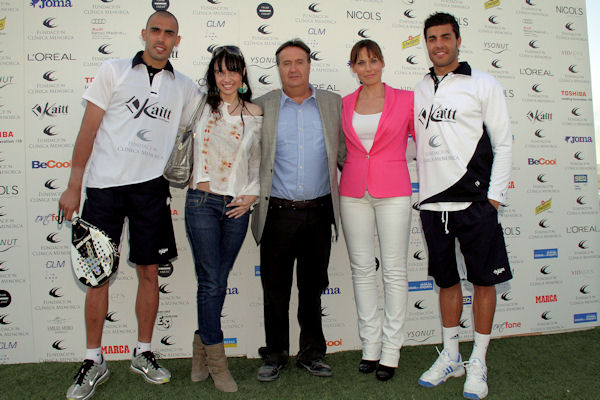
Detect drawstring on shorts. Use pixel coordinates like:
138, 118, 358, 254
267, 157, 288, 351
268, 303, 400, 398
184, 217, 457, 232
441, 211, 449, 234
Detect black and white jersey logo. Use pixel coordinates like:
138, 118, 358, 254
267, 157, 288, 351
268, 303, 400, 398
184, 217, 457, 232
125, 97, 172, 122
418, 105, 457, 129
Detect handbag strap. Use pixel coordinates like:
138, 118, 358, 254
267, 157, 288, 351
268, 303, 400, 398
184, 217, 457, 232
184, 94, 208, 132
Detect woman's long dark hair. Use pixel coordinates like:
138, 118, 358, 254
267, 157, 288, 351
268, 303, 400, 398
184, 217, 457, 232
204, 47, 252, 118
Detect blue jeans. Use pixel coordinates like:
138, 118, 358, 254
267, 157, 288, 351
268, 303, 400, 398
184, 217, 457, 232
184, 189, 249, 345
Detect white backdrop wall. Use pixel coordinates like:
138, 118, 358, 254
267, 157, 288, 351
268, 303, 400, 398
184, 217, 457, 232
0, 0, 599, 364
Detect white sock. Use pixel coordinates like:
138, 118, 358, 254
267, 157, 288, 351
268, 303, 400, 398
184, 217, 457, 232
85, 347, 102, 364
470, 332, 491, 364
135, 341, 151, 356
442, 326, 460, 362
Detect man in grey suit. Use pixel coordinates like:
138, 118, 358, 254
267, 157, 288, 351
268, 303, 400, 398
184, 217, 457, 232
252, 39, 342, 382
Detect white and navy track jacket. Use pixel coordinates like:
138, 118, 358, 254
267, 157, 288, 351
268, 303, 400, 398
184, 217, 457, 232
414, 62, 512, 207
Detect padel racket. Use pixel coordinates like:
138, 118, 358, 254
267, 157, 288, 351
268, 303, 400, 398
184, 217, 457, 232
62, 211, 120, 287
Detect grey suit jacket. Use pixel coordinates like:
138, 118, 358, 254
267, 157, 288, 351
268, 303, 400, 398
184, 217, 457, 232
251, 89, 343, 245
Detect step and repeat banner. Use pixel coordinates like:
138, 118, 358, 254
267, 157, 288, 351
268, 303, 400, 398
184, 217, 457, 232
1, 0, 599, 364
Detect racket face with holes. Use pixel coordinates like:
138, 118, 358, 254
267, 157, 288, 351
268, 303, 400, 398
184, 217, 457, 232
71, 217, 119, 287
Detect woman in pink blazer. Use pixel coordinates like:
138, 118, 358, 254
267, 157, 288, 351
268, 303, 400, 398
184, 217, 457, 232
339, 40, 413, 381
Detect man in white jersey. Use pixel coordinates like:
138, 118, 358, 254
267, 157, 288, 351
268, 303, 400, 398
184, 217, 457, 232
59, 11, 199, 400
414, 12, 512, 400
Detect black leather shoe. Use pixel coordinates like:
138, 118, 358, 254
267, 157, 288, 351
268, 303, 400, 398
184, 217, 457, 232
375, 364, 396, 381
296, 358, 333, 377
257, 361, 283, 382
358, 359, 378, 374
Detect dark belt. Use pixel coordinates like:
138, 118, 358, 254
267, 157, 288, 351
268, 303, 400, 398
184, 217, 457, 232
269, 194, 330, 210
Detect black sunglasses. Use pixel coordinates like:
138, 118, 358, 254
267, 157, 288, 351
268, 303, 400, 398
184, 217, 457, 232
212, 45, 243, 57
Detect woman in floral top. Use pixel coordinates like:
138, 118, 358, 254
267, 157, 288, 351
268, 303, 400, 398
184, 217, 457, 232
186, 45, 261, 393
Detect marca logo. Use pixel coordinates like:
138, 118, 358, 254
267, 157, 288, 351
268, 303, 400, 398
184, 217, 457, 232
224, 337, 238, 348
526, 110, 552, 122
418, 105, 457, 128
574, 312, 597, 324
102, 345, 130, 354
533, 248, 558, 259
535, 294, 557, 303
30, 0, 72, 9
573, 174, 587, 183
535, 198, 551, 214
528, 158, 556, 166
125, 97, 172, 122
32, 160, 71, 169
31, 103, 69, 118
408, 280, 433, 292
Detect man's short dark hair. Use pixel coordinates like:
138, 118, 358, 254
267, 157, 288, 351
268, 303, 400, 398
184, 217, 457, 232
423, 12, 460, 40
146, 10, 179, 34
275, 38, 311, 65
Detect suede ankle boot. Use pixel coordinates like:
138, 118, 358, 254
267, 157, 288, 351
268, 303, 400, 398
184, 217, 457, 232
191, 334, 209, 382
205, 342, 238, 392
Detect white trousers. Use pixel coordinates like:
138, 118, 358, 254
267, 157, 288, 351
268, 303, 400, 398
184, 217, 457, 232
341, 192, 411, 367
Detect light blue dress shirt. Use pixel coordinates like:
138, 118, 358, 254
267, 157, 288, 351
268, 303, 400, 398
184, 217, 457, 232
271, 86, 331, 201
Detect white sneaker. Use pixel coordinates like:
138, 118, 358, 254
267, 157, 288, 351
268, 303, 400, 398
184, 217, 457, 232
463, 358, 488, 399
418, 347, 465, 387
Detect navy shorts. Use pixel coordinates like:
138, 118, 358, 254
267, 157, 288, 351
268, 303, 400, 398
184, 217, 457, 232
81, 176, 177, 265
420, 201, 511, 288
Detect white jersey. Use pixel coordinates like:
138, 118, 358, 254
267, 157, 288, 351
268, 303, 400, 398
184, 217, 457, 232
83, 52, 200, 188
414, 62, 512, 207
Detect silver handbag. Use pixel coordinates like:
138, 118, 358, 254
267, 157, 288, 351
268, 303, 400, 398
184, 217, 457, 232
163, 95, 207, 185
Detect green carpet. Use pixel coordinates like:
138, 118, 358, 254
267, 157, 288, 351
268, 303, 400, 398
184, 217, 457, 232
1, 327, 598, 399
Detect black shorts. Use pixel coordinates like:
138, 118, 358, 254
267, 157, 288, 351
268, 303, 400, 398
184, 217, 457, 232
420, 201, 511, 288
81, 176, 177, 265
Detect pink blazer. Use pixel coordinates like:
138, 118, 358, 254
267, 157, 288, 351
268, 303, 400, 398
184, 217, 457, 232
339, 84, 414, 198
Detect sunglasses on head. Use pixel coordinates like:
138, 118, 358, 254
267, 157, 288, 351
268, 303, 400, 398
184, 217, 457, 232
212, 45, 243, 57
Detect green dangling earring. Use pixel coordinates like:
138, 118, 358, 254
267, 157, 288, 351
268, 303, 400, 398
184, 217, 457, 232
238, 82, 248, 94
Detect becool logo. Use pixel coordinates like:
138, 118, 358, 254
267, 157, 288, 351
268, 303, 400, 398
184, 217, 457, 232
326, 339, 342, 347
32, 160, 71, 169
527, 158, 556, 166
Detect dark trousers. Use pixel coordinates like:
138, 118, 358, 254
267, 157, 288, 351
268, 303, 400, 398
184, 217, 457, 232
260, 197, 333, 364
